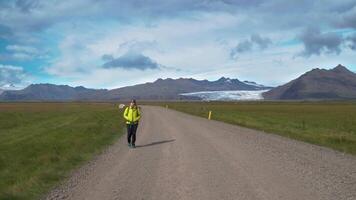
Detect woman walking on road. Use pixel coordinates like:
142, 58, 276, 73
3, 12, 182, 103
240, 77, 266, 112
123, 99, 141, 148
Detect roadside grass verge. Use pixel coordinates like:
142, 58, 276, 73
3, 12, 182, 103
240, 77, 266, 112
158, 101, 356, 155
0, 103, 124, 200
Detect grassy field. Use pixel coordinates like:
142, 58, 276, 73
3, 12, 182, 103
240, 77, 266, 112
1, 101, 355, 199
159, 101, 356, 155
0, 103, 124, 200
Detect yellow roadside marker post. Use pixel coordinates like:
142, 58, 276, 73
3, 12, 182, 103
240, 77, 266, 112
208, 111, 212, 120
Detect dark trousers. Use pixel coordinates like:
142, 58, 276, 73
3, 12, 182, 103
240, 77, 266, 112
127, 123, 138, 145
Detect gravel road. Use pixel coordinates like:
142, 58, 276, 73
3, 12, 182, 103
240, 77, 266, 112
46, 106, 356, 200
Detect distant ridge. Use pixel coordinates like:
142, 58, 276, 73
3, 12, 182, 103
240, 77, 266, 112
0, 77, 271, 101
0, 84, 108, 101
107, 77, 272, 100
263, 64, 356, 100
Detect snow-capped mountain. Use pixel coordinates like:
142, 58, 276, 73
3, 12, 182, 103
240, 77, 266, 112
0, 84, 22, 90
243, 81, 266, 87
0, 84, 23, 94
180, 90, 269, 101
106, 77, 272, 100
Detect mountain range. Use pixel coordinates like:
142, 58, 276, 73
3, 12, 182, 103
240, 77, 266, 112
0, 84, 108, 101
0, 77, 271, 101
263, 64, 356, 100
1, 64, 355, 101
107, 77, 272, 100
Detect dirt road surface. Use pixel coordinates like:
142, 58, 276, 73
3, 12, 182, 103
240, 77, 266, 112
46, 106, 356, 200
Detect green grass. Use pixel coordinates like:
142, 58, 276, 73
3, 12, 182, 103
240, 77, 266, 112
2, 101, 356, 199
0, 103, 124, 200
158, 101, 356, 155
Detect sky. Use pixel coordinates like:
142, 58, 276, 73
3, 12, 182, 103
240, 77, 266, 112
0, 0, 356, 89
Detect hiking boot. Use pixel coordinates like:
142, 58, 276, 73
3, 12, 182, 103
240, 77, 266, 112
132, 144, 136, 148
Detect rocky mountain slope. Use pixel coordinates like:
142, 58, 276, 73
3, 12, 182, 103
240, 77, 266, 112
263, 65, 356, 100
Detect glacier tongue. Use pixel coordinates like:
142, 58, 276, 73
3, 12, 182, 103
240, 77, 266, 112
180, 90, 269, 101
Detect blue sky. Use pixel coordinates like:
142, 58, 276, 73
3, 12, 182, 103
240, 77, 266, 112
0, 0, 356, 89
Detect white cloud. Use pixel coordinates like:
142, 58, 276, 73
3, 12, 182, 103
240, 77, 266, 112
1, 44, 48, 61
0, 65, 30, 89
6, 45, 39, 54
68, 66, 187, 89
44, 13, 240, 85
5, 0, 353, 88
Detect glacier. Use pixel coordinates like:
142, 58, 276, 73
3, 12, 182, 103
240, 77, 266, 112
180, 90, 269, 101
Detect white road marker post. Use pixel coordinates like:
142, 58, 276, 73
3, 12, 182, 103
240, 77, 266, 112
208, 111, 212, 120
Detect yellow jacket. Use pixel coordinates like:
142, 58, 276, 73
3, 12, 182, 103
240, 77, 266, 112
123, 106, 141, 124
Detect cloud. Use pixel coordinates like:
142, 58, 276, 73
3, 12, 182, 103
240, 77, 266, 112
44, 12, 237, 79
0, 0, 241, 34
230, 34, 271, 59
0, 44, 45, 61
15, 0, 40, 13
118, 40, 158, 53
2, 0, 353, 36
0, 24, 13, 39
250, 34, 272, 50
6, 44, 39, 54
1, 0, 356, 88
333, 5, 356, 29
0, 65, 29, 88
102, 51, 161, 70
347, 33, 356, 50
0, 52, 34, 61
230, 40, 252, 59
101, 54, 114, 61
298, 27, 343, 57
